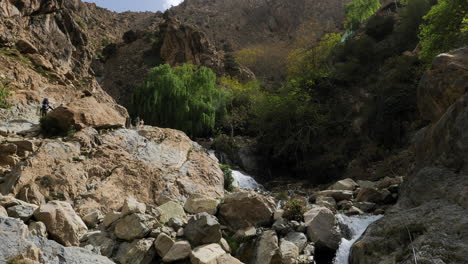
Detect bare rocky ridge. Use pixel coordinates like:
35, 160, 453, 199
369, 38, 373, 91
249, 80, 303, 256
171, 0, 350, 50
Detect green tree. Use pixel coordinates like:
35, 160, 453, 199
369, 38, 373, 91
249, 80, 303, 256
345, 0, 381, 31
219, 77, 261, 137
132, 64, 225, 137
419, 0, 468, 62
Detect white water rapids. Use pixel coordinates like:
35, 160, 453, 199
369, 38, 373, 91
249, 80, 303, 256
232, 170, 266, 191
333, 214, 383, 264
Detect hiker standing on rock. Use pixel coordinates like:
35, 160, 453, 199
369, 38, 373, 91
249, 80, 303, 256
40, 98, 54, 117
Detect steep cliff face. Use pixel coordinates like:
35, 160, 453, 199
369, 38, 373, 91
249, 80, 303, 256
98, 17, 226, 108
350, 48, 468, 264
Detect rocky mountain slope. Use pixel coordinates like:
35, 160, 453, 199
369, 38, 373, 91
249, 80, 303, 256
351, 48, 468, 264
0, 0, 467, 264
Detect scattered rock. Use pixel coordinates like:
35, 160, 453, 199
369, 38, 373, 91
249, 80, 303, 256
102, 211, 122, 228
122, 197, 146, 216
184, 212, 222, 246
0, 216, 113, 264
279, 239, 299, 264
219, 191, 276, 229
311, 190, 353, 202
163, 240, 192, 263
6, 203, 38, 222
328, 178, 358, 191
156, 201, 186, 224
304, 206, 340, 251
0, 205, 7, 217
184, 194, 219, 215
190, 243, 226, 264
233, 226, 257, 239
167, 216, 186, 230
115, 238, 156, 264
354, 202, 376, 213
219, 238, 231, 253
316, 196, 336, 211
356, 188, 390, 204
345, 206, 364, 216
284, 232, 308, 252
80, 231, 115, 257
28, 221, 47, 238
255, 230, 278, 264
356, 180, 376, 189
82, 209, 104, 228
33, 201, 88, 247
155, 233, 174, 258
114, 213, 157, 241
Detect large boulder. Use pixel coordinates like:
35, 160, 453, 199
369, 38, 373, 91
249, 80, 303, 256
254, 230, 279, 264
328, 178, 358, 191
155, 233, 175, 257
121, 197, 146, 216
304, 206, 341, 251
219, 191, 276, 229
156, 201, 186, 224
284, 232, 308, 252
47, 96, 126, 130
33, 201, 88, 247
278, 239, 299, 264
355, 188, 391, 204
184, 194, 219, 215
184, 212, 222, 246
162, 241, 191, 263
0, 216, 113, 264
6, 203, 38, 221
80, 231, 115, 257
114, 213, 158, 241
190, 243, 226, 264
115, 238, 156, 264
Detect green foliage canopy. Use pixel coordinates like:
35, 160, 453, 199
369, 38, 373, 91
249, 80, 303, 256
419, 0, 468, 62
345, 0, 381, 31
132, 64, 226, 137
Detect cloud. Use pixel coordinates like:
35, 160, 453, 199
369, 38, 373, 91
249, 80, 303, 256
162, 0, 183, 9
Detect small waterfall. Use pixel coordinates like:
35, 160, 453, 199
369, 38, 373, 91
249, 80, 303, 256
333, 214, 383, 264
232, 170, 266, 191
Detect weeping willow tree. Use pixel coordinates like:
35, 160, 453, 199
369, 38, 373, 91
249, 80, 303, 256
132, 64, 226, 137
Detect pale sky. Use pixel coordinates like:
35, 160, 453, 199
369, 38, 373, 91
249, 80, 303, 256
83, 0, 184, 12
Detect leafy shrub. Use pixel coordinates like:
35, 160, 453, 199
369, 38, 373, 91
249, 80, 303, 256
419, 0, 468, 62
102, 43, 117, 58
283, 199, 307, 221
365, 15, 395, 41
220, 164, 234, 192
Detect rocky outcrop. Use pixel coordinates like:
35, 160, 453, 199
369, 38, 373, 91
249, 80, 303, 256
304, 206, 341, 251
0, 216, 113, 264
219, 190, 276, 229
1, 127, 224, 215
351, 48, 468, 264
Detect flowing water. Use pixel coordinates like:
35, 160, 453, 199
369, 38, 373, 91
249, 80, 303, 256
333, 214, 383, 264
232, 170, 266, 191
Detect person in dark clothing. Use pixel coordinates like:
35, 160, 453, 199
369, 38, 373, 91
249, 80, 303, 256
40, 98, 54, 117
